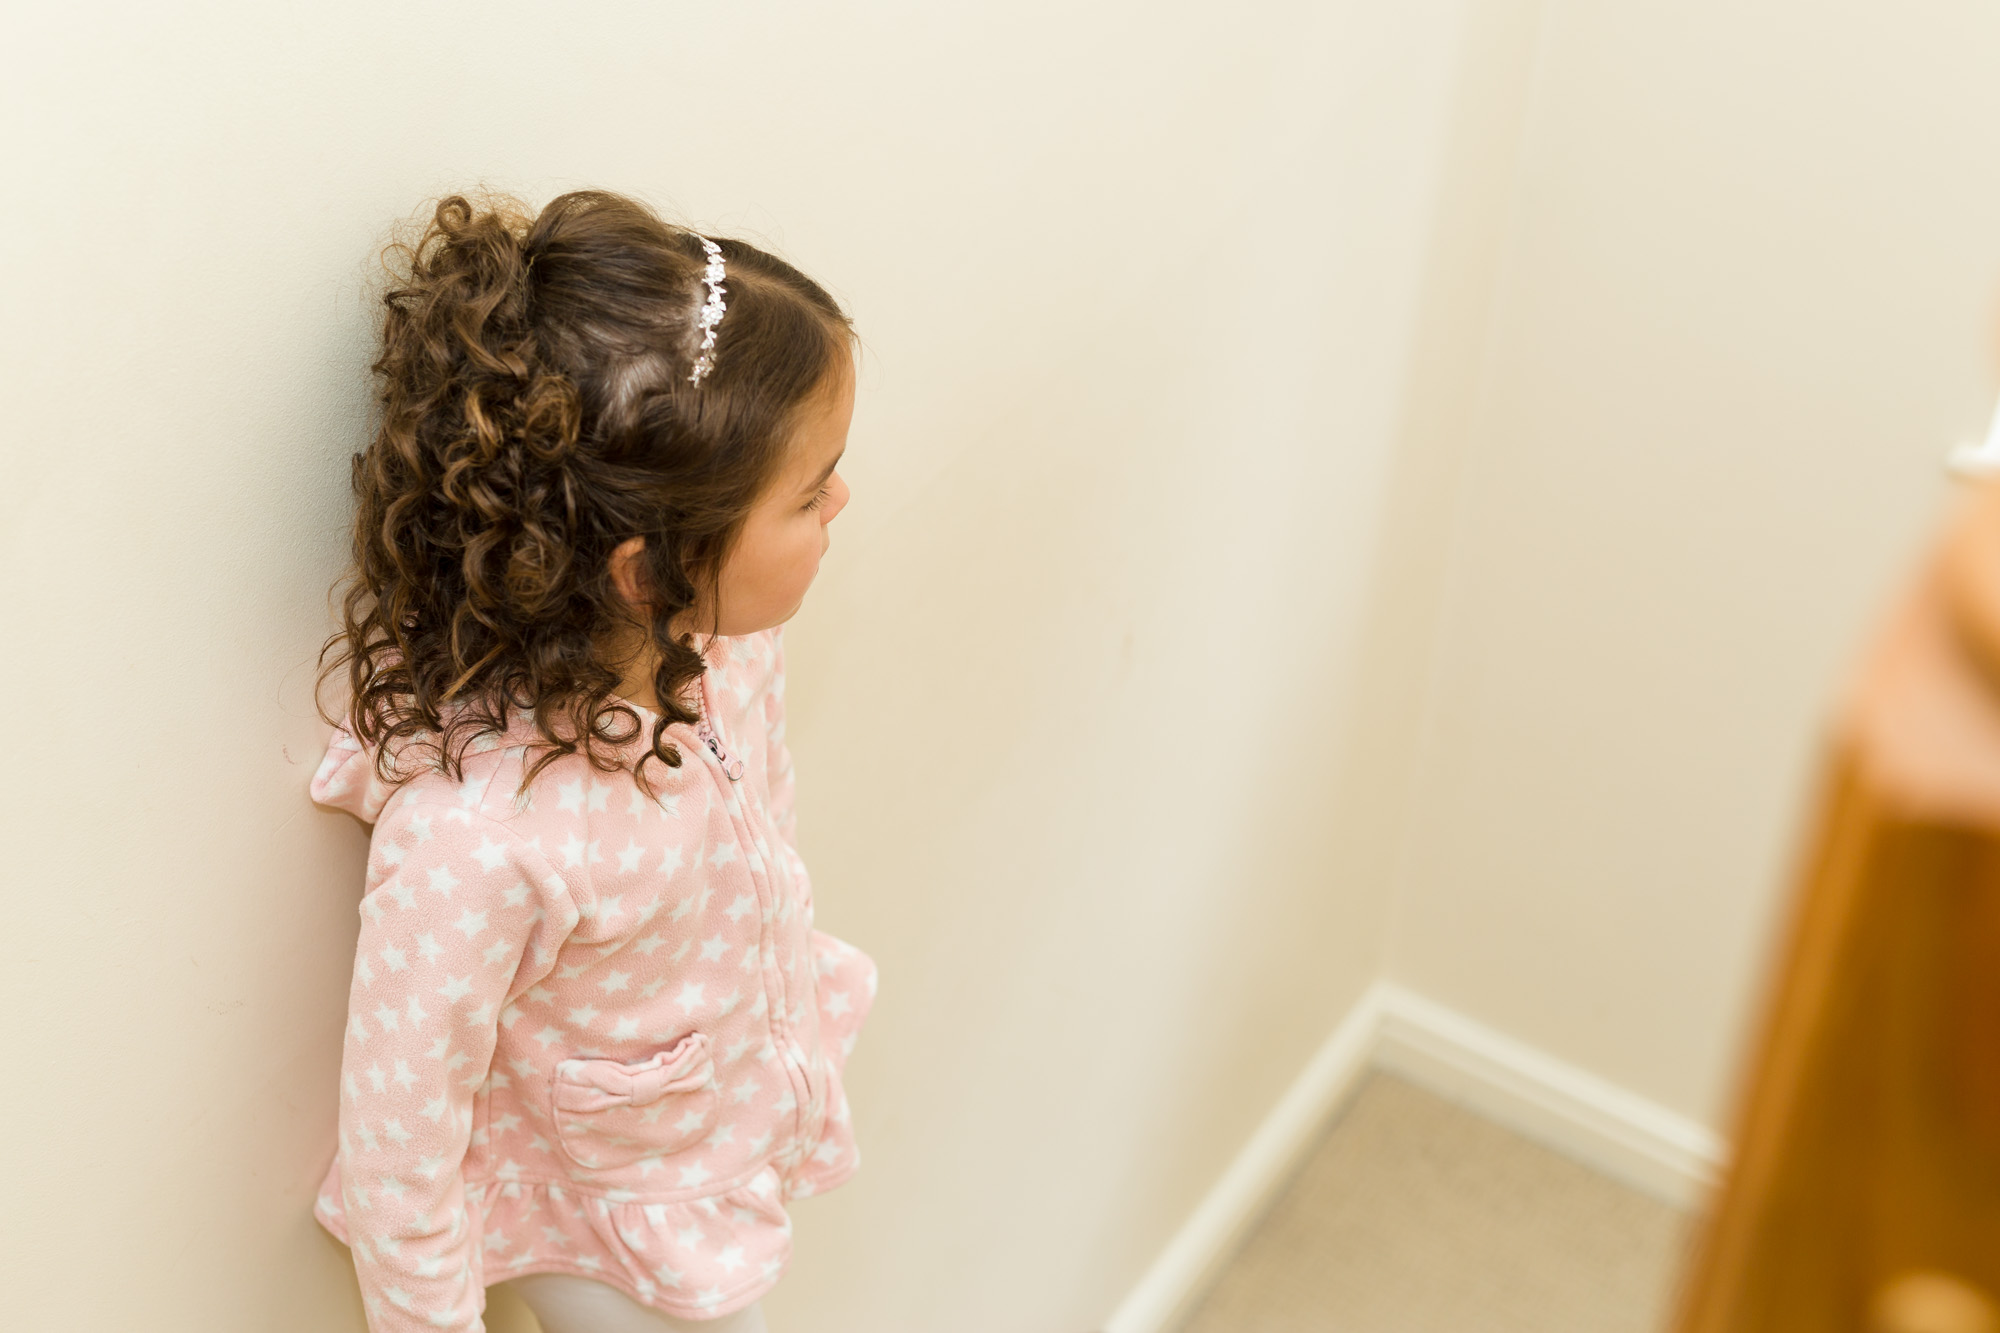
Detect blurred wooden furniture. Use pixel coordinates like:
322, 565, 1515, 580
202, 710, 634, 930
1673, 486, 2000, 1333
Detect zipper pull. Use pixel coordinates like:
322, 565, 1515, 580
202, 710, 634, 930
698, 720, 745, 781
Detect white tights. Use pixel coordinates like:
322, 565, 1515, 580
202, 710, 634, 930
504, 1274, 768, 1333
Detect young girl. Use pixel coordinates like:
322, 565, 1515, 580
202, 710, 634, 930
311, 191, 875, 1333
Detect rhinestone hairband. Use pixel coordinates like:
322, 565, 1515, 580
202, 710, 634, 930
688, 236, 727, 386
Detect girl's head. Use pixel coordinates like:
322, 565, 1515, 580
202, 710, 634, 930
326, 190, 854, 783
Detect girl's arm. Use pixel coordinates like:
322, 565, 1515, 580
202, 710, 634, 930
335, 799, 576, 1332
757, 628, 876, 1072
760, 627, 801, 852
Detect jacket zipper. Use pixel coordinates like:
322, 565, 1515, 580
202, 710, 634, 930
697, 717, 744, 782
694, 673, 817, 1165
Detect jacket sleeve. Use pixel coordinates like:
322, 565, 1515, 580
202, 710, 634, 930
760, 628, 800, 852
336, 797, 576, 1332
760, 628, 821, 922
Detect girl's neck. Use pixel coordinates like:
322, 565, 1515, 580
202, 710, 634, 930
610, 620, 709, 716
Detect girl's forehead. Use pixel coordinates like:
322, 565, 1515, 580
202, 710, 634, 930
783, 372, 854, 472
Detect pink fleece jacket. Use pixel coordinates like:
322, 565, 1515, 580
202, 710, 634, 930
310, 629, 875, 1327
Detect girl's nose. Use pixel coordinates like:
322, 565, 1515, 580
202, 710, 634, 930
821, 474, 850, 523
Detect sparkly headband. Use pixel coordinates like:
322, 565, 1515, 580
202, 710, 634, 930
688, 236, 727, 386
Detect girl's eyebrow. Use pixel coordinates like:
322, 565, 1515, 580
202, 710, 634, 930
802, 450, 845, 494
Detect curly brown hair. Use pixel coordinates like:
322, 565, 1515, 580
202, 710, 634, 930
321, 190, 852, 788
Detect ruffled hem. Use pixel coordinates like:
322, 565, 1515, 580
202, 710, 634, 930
316, 1163, 792, 1321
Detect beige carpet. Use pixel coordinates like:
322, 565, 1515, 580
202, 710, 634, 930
1176, 1073, 1695, 1333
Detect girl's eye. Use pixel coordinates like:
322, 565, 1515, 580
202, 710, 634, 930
804, 486, 831, 513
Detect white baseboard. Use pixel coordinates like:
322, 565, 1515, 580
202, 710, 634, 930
1373, 983, 1726, 1210
1100, 985, 1384, 1333
1099, 980, 1729, 1333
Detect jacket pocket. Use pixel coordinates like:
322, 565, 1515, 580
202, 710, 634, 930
552, 1033, 718, 1171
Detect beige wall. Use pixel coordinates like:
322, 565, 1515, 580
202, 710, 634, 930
1362, 0, 2000, 1129
0, 4, 1471, 1330
19, 1, 1983, 1325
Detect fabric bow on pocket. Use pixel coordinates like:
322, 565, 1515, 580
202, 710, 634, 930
552, 1033, 719, 1170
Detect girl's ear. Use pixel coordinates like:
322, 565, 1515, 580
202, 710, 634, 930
608, 537, 650, 609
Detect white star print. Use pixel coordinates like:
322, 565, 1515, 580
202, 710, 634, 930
323, 642, 877, 1302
